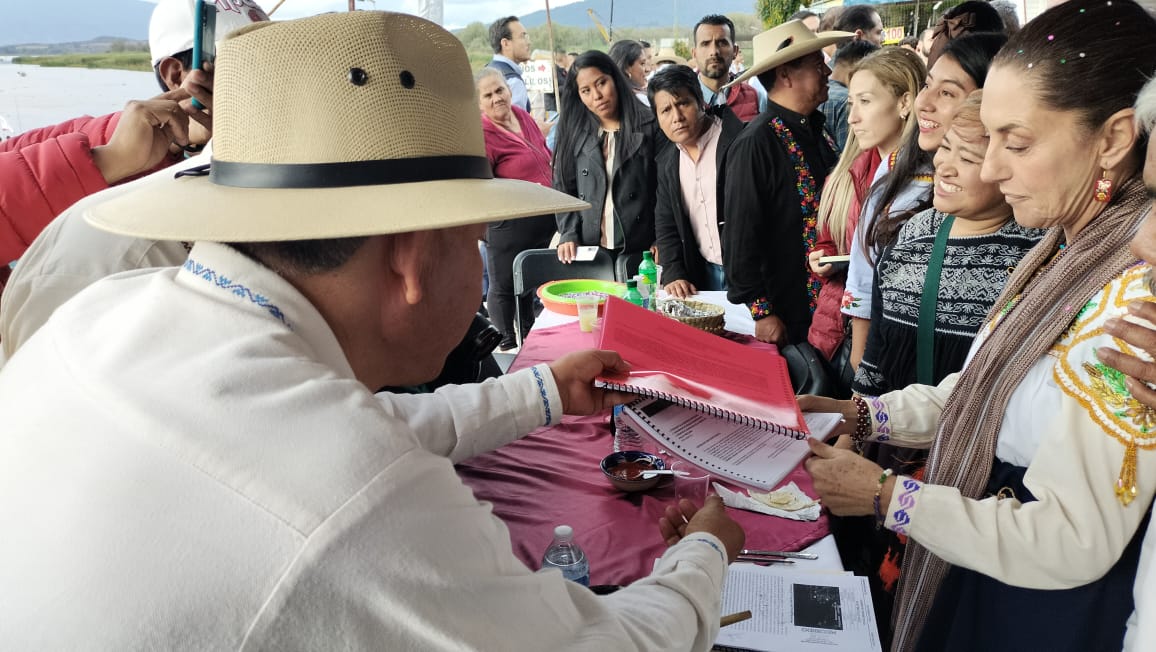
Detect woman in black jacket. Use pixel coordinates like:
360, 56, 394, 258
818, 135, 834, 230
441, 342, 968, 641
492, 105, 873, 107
553, 50, 664, 264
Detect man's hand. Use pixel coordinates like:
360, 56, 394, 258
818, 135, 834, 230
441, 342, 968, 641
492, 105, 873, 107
754, 315, 787, 344
181, 66, 214, 133
1101, 301, 1156, 409
547, 349, 634, 415
797, 394, 857, 438
92, 88, 193, 184
659, 496, 745, 563
557, 241, 578, 263
663, 279, 696, 299
804, 438, 888, 516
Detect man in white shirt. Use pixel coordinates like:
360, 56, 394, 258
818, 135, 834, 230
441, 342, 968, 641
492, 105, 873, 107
1099, 76, 1156, 652
487, 15, 533, 112
0, 11, 745, 651
649, 65, 745, 298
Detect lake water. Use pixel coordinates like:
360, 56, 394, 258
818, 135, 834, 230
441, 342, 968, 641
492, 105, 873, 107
0, 59, 159, 137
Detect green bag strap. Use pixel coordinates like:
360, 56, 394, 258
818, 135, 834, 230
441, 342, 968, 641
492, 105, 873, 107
917, 214, 955, 385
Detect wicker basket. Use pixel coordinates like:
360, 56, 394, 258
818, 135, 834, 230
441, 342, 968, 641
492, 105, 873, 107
657, 299, 725, 333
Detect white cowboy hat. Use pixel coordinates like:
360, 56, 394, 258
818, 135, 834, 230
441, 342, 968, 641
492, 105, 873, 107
87, 11, 588, 243
726, 19, 853, 88
652, 47, 688, 68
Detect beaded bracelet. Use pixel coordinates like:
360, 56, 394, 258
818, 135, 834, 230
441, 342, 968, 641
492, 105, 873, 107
874, 468, 894, 530
851, 395, 872, 442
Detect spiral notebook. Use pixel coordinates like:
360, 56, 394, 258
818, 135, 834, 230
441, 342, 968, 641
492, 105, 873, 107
621, 398, 842, 490
595, 296, 806, 435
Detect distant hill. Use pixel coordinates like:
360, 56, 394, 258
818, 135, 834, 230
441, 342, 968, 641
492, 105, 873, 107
519, 0, 758, 30
0, 0, 153, 48
0, 37, 149, 57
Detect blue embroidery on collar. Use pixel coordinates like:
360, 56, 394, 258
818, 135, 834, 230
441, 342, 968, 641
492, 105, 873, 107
183, 258, 292, 329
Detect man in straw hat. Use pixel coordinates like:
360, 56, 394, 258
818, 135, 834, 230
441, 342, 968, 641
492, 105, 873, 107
0, 11, 747, 649
721, 19, 851, 346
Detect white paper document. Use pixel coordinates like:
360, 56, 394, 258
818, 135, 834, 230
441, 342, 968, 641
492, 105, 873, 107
715, 564, 882, 652
622, 398, 842, 490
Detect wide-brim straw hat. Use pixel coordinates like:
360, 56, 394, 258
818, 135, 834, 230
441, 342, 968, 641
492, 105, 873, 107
652, 47, 688, 68
86, 11, 588, 243
726, 19, 853, 88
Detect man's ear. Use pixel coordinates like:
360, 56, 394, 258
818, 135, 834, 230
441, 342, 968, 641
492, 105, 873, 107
156, 56, 185, 92
382, 231, 437, 307
778, 65, 794, 89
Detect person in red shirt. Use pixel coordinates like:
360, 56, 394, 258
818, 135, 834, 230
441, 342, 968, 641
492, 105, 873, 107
475, 68, 558, 349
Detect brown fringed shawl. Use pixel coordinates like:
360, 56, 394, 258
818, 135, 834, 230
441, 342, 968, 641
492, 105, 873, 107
891, 178, 1153, 651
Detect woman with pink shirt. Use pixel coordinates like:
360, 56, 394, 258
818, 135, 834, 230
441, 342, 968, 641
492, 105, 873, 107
476, 68, 558, 350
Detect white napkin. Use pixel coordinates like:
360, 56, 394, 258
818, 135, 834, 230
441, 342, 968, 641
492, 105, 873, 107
713, 481, 821, 522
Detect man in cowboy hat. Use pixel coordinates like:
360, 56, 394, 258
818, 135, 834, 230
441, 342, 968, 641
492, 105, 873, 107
720, 19, 851, 346
0, 11, 744, 650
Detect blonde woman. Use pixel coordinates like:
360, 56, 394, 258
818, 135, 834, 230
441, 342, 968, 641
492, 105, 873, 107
807, 48, 926, 365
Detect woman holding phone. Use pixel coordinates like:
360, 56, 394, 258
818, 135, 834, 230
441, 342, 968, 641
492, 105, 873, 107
808, 48, 925, 364
553, 51, 663, 264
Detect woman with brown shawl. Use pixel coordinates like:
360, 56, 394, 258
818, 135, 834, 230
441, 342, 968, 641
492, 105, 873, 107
800, 2, 1156, 650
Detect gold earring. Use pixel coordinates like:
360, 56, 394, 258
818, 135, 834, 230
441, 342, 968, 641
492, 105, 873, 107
1093, 169, 1113, 203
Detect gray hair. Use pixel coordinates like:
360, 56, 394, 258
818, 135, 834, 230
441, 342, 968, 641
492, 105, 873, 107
1137, 77, 1156, 135
474, 66, 507, 87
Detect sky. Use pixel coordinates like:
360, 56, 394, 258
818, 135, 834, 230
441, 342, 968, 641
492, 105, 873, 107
266, 0, 584, 28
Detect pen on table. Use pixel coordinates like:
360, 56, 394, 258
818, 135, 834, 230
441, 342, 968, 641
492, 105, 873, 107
740, 549, 818, 560
735, 556, 795, 566
720, 610, 752, 627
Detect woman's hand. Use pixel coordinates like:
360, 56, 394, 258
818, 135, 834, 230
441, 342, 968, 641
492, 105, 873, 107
664, 279, 696, 299
804, 438, 891, 516
556, 242, 577, 264
808, 249, 834, 277
797, 395, 857, 439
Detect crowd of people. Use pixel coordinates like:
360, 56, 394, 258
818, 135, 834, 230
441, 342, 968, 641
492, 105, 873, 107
0, 0, 1155, 650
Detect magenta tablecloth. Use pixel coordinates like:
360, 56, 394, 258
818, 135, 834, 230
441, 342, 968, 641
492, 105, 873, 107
455, 322, 830, 586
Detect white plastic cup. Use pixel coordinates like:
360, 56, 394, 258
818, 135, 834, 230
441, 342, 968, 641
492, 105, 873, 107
576, 296, 599, 332
671, 461, 710, 508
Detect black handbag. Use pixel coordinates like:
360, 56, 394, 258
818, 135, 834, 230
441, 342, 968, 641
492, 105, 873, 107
780, 341, 849, 399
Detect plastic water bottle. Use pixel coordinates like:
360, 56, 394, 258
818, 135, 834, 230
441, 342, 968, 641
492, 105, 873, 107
624, 278, 645, 308
638, 252, 656, 307
541, 525, 590, 586
612, 405, 646, 452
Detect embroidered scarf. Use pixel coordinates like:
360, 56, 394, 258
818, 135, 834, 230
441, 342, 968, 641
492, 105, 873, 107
770, 116, 822, 313
891, 178, 1153, 650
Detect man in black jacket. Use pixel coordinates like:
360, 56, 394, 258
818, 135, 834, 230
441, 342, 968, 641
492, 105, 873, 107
720, 19, 849, 345
648, 65, 744, 298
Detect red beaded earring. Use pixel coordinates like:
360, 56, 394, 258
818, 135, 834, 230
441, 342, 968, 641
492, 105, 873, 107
1093, 170, 1113, 203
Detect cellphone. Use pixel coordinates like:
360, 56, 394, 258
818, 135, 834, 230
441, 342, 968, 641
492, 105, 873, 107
817, 254, 851, 273
574, 245, 600, 262
190, 1, 217, 109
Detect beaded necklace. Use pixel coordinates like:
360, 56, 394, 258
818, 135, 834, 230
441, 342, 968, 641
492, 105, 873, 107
770, 116, 821, 313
